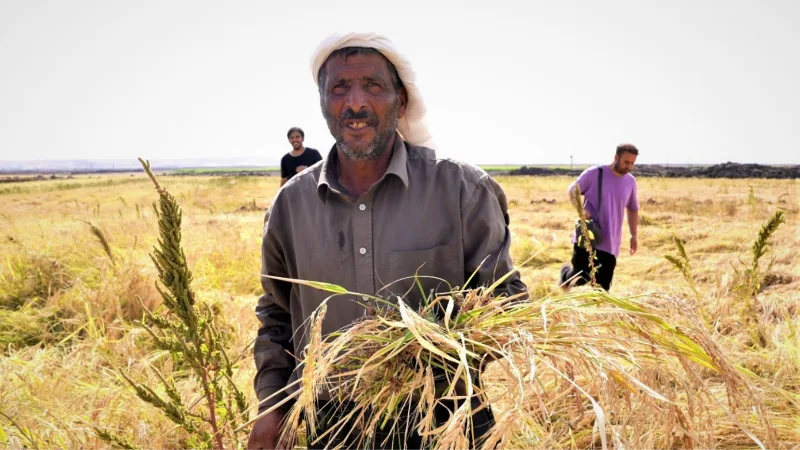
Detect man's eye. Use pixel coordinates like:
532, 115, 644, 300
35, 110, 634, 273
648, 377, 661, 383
366, 82, 382, 93
332, 84, 347, 94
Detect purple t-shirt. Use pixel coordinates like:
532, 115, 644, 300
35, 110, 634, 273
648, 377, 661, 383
569, 165, 639, 257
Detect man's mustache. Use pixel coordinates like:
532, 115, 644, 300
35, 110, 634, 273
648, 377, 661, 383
339, 109, 377, 124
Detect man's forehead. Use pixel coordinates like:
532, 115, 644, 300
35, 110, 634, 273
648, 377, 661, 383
324, 53, 392, 78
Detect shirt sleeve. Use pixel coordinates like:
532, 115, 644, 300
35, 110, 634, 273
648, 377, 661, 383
280, 156, 290, 179
253, 201, 296, 413
627, 179, 639, 211
569, 166, 596, 198
311, 150, 323, 164
462, 175, 528, 299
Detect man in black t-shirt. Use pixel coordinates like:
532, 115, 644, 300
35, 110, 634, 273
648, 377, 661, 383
280, 127, 323, 186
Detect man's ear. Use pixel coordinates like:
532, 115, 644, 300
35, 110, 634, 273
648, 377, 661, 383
397, 86, 408, 119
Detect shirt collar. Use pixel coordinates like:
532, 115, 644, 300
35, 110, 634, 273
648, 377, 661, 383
317, 133, 410, 202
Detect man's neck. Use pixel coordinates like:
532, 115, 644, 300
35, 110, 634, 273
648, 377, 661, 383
290, 146, 306, 156
609, 163, 625, 177
336, 136, 396, 198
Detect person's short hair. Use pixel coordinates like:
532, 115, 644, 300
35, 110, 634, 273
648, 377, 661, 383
287, 127, 304, 139
616, 143, 639, 156
317, 47, 404, 93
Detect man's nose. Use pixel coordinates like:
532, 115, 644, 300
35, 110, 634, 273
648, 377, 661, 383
344, 85, 368, 111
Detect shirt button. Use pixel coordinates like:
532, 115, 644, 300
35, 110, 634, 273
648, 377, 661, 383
359, 247, 367, 255
359, 204, 366, 211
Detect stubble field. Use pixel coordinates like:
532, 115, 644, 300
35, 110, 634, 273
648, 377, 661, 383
0, 172, 797, 449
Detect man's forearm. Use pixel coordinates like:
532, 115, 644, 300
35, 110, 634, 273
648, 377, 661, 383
463, 177, 529, 300
628, 209, 639, 237
253, 293, 295, 412
256, 204, 295, 412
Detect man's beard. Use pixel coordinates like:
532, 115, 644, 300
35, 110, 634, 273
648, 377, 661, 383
324, 102, 400, 162
614, 162, 629, 174
292, 143, 302, 150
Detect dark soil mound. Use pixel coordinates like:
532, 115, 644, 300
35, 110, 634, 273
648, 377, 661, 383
509, 162, 798, 179
665, 162, 799, 179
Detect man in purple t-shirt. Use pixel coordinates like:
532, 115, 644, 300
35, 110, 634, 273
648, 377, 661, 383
559, 143, 640, 291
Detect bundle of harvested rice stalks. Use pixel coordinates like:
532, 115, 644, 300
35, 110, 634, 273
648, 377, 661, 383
241, 276, 780, 450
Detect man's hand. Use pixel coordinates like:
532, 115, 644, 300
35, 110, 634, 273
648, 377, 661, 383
630, 235, 638, 255
295, 165, 307, 173
247, 410, 286, 450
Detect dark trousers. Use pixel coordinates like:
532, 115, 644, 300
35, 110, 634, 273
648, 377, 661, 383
560, 244, 617, 291
306, 389, 495, 449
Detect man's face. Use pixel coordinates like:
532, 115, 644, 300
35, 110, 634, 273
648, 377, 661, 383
319, 52, 407, 161
614, 152, 637, 174
288, 131, 304, 150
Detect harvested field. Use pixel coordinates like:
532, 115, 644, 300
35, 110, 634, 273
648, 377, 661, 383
0, 172, 797, 449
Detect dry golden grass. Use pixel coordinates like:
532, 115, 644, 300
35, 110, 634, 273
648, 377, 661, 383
0, 173, 797, 449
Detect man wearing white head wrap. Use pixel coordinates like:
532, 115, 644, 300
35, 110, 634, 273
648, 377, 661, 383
249, 33, 527, 450
310, 32, 436, 151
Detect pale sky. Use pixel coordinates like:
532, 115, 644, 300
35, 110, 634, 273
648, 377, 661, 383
1, 0, 798, 165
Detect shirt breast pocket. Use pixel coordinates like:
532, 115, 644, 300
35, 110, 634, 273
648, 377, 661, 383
385, 243, 461, 308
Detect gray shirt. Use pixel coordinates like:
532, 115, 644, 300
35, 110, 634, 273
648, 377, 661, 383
254, 133, 527, 410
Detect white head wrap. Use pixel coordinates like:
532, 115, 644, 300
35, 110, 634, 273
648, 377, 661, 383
310, 32, 435, 150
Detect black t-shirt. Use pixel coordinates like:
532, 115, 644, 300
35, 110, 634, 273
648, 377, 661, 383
280, 148, 323, 180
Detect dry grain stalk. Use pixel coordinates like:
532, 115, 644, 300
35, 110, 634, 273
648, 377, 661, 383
571, 184, 598, 287
242, 276, 774, 450
664, 233, 709, 325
